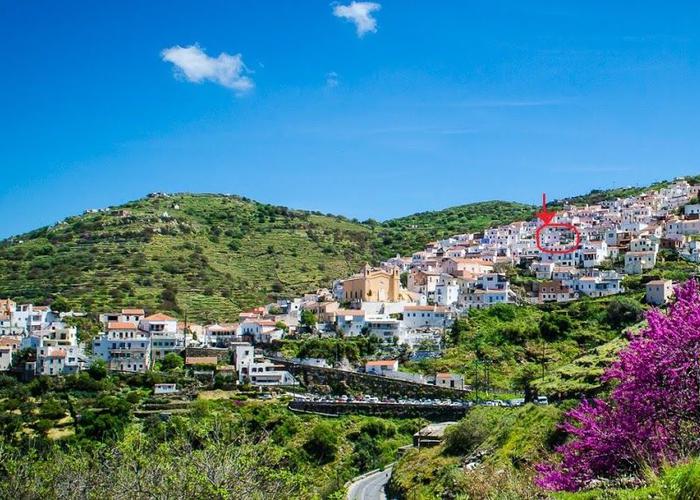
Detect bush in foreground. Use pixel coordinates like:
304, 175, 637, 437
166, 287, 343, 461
537, 280, 700, 491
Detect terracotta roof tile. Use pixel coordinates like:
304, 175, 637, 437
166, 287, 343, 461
143, 313, 176, 321
107, 321, 138, 330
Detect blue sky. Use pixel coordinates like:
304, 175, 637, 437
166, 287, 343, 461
2, 1, 700, 238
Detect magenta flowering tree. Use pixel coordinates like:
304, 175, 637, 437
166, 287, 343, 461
536, 280, 700, 491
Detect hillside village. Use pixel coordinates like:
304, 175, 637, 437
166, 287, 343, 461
0, 178, 699, 390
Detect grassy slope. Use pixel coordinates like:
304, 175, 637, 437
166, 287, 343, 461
389, 404, 563, 499
405, 295, 646, 398
0, 195, 534, 321
0, 194, 375, 321
555, 459, 700, 499
390, 404, 700, 499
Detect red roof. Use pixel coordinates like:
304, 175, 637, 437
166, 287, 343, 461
144, 313, 176, 321
366, 360, 398, 366
107, 321, 138, 330
121, 308, 145, 315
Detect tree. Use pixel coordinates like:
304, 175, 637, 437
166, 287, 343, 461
160, 285, 179, 312
87, 359, 108, 380
303, 422, 338, 464
300, 310, 317, 331
537, 280, 700, 491
12, 348, 34, 368
161, 353, 184, 371
539, 313, 572, 341
443, 409, 500, 455
449, 318, 469, 345
512, 363, 541, 403
605, 297, 644, 329
50, 296, 70, 313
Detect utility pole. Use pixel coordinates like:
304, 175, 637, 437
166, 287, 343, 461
484, 359, 491, 397
541, 334, 546, 380
183, 309, 189, 348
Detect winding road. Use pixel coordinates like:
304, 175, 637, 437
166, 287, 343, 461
347, 466, 393, 500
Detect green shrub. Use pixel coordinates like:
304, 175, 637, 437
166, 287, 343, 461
303, 422, 339, 464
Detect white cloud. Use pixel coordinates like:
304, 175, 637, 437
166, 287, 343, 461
326, 71, 339, 88
332, 2, 381, 37
161, 44, 253, 94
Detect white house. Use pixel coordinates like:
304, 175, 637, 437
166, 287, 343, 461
36, 345, 86, 376
154, 383, 179, 395
624, 251, 657, 274
204, 323, 240, 347
432, 373, 464, 390
139, 313, 185, 360
239, 319, 283, 344
248, 360, 297, 385
402, 305, 449, 329
435, 276, 459, 306
232, 344, 296, 385
93, 321, 152, 373
646, 280, 673, 305
365, 317, 404, 342
461, 288, 512, 309
531, 262, 555, 279
573, 274, 623, 297
365, 359, 399, 374
336, 309, 366, 336
99, 308, 145, 325
684, 204, 700, 216
0, 337, 21, 371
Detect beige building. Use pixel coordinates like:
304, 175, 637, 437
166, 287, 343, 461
342, 264, 406, 302
0, 299, 15, 317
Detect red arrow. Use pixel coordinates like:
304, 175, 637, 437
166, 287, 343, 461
536, 193, 556, 225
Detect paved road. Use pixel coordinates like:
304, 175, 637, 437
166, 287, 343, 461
347, 466, 392, 500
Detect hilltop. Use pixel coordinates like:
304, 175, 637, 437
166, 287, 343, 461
0, 194, 374, 321
0, 193, 533, 320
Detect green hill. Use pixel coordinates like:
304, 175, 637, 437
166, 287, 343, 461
0, 194, 375, 321
0, 194, 533, 321
5, 174, 693, 321
371, 200, 536, 259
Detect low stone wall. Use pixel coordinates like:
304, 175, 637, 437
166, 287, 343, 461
288, 400, 467, 421
272, 358, 470, 400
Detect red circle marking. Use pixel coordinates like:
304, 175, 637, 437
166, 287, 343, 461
535, 223, 581, 255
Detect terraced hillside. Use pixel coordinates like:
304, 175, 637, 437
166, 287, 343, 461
0, 194, 534, 321
0, 194, 375, 321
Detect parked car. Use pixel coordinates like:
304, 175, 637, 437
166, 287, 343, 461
536, 396, 549, 405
